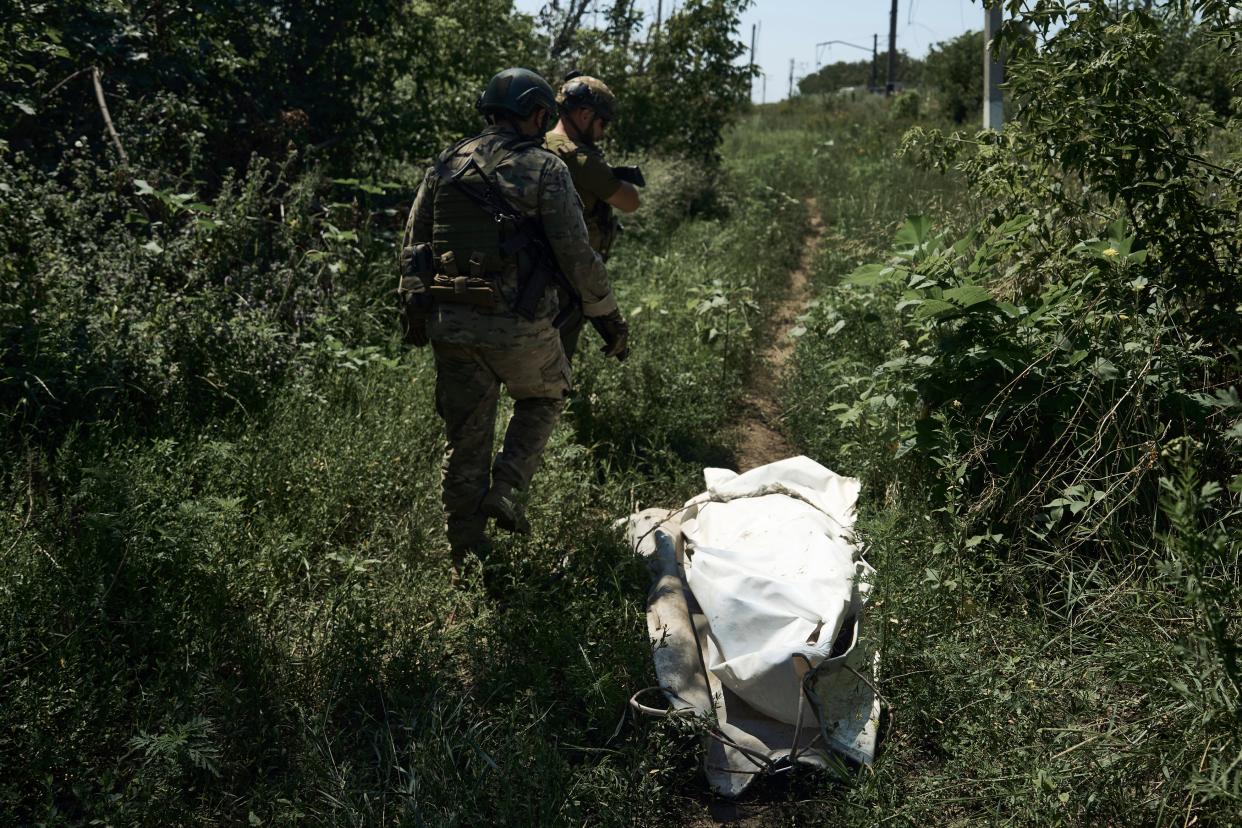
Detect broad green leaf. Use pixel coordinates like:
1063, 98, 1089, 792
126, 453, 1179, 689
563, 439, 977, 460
942, 285, 993, 308
845, 263, 901, 286
994, 213, 1033, 237
1089, 357, 1119, 381
913, 299, 958, 319
895, 214, 931, 248
951, 230, 979, 256
995, 301, 1021, 318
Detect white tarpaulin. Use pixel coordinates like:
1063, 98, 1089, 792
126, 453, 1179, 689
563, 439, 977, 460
628, 456, 881, 796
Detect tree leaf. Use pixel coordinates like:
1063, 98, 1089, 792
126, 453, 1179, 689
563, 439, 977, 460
1089, 357, 1119, 381
913, 299, 958, 318
942, 284, 993, 308
895, 214, 931, 248
845, 263, 901, 286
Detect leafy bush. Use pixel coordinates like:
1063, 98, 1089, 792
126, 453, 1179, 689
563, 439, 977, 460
923, 30, 983, 123
799, 52, 922, 96
888, 90, 921, 121
559, 0, 754, 162
783, 3, 1241, 821
0, 148, 398, 443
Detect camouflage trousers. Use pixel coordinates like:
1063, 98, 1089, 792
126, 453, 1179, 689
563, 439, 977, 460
432, 332, 570, 550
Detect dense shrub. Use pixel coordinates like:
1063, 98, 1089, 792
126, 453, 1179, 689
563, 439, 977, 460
555, 0, 754, 162
0, 149, 396, 443
923, 30, 983, 123
799, 52, 922, 96
888, 90, 921, 120
0, 2, 766, 819
785, 2, 1240, 820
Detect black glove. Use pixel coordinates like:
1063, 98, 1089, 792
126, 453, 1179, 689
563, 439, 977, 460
399, 292, 430, 348
592, 310, 630, 361
611, 165, 646, 188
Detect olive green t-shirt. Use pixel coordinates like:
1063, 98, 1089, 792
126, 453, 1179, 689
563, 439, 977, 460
544, 131, 622, 256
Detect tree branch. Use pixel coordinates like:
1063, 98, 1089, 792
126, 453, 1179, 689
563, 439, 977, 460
549, 0, 592, 58
91, 66, 130, 169
46, 67, 91, 97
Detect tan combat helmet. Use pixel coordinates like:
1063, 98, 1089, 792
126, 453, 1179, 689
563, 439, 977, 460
557, 72, 616, 121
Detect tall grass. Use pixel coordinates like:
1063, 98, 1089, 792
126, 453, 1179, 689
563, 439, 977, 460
783, 94, 1241, 825
5, 87, 1236, 825
0, 126, 810, 823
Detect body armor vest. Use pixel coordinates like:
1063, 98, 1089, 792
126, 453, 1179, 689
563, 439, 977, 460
431, 132, 539, 296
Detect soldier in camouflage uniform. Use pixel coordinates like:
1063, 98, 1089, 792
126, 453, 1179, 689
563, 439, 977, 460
398, 68, 629, 575
545, 73, 643, 360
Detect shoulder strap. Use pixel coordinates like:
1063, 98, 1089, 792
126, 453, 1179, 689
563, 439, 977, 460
436, 135, 515, 216
435, 133, 547, 257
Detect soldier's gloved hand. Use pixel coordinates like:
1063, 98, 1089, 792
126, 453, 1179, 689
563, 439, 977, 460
595, 310, 630, 361
403, 313, 429, 347
399, 294, 431, 348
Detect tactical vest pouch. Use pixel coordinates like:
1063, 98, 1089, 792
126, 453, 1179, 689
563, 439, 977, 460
400, 242, 435, 285
428, 273, 499, 310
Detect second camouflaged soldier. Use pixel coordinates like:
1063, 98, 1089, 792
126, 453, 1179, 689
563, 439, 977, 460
398, 68, 629, 576
545, 73, 643, 360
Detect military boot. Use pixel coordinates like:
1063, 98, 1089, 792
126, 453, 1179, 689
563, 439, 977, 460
447, 516, 492, 587
480, 480, 531, 535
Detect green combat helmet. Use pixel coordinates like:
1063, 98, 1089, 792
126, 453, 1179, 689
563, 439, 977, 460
557, 72, 616, 121
476, 68, 558, 120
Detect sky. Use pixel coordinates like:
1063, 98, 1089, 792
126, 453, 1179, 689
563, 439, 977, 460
511, 0, 985, 102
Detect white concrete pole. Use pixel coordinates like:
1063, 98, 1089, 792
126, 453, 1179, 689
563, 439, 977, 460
983, 5, 1005, 129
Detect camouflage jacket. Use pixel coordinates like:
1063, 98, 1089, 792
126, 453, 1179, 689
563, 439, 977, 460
544, 131, 621, 259
403, 125, 617, 348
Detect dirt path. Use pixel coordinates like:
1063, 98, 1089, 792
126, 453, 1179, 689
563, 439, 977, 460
733, 197, 824, 472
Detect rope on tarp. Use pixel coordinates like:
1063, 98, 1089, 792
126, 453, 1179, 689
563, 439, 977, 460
627, 686, 779, 773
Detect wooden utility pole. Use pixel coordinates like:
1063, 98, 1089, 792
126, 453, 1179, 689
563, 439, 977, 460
872, 33, 878, 92
749, 23, 757, 100
983, 5, 1004, 129
886, 0, 898, 95
788, 58, 795, 99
